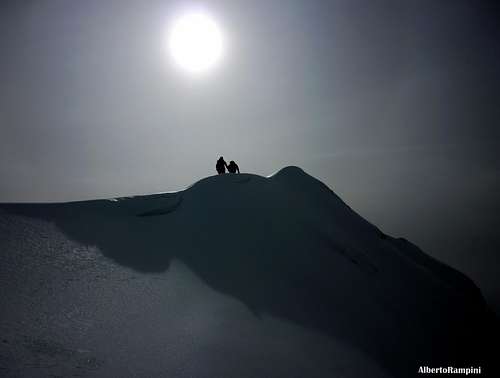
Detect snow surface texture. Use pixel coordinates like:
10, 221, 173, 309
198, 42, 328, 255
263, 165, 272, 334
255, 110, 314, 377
0, 166, 497, 377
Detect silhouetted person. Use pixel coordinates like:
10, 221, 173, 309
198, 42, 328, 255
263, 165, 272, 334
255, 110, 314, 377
227, 160, 240, 174
216, 156, 228, 174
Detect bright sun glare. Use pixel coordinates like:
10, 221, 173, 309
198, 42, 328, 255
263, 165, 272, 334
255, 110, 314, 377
168, 12, 224, 74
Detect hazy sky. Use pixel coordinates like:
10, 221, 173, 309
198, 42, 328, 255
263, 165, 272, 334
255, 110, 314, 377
1, 1, 499, 310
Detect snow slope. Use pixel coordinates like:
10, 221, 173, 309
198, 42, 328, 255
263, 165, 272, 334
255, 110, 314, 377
0, 166, 497, 377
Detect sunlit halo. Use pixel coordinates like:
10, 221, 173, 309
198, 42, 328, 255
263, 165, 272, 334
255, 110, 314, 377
168, 12, 224, 74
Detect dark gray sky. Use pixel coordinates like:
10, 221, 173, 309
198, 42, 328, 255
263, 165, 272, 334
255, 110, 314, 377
1, 1, 499, 310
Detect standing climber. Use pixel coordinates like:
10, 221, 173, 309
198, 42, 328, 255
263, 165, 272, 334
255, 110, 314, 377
216, 156, 228, 174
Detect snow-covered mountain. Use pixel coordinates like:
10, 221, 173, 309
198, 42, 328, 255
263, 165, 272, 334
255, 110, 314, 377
0, 167, 497, 377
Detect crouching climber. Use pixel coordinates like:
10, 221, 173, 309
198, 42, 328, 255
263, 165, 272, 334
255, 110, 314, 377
227, 160, 240, 174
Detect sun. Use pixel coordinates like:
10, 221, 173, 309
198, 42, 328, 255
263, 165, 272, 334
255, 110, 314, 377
168, 12, 224, 74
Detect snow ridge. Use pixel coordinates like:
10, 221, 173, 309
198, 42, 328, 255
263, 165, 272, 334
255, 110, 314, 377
0, 167, 497, 377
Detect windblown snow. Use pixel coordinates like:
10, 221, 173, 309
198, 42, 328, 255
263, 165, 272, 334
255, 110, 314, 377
0, 167, 497, 377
